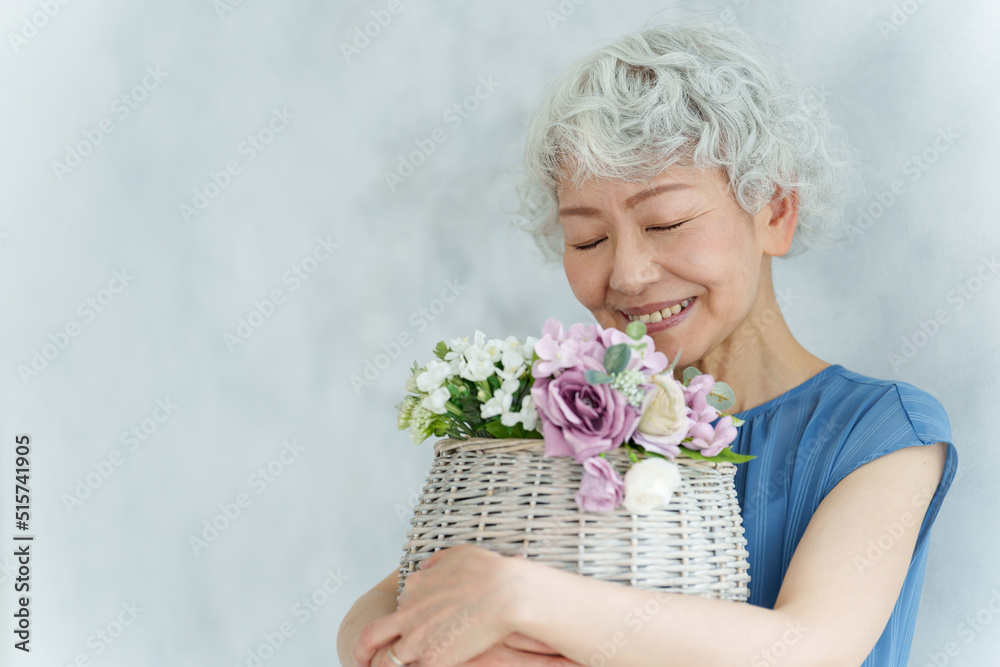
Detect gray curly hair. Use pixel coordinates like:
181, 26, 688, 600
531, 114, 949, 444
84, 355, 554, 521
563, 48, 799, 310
511, 23, 863, 261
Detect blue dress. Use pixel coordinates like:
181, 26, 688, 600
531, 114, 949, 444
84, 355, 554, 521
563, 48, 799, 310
729, 364, 958, 666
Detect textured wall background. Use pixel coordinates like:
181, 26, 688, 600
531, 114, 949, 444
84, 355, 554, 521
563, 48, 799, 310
0, 1, 997, 665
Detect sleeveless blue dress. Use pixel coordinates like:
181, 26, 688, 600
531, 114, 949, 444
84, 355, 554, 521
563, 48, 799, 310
729, 364, 958, 666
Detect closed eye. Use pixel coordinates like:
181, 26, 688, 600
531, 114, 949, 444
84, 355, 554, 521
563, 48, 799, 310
570, 220, 689, 251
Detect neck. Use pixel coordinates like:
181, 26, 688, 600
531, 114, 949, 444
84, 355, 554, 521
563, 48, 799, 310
680, 258, 829, 414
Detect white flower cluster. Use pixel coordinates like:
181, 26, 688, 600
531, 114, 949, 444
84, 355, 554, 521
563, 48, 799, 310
610, 368, 647, 408
414, 331, 539, 431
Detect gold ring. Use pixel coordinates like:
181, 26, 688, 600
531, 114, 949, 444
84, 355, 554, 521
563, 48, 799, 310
386, 645, 406, 666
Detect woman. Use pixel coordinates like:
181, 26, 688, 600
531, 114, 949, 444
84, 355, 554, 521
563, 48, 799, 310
340, 23, 958, 667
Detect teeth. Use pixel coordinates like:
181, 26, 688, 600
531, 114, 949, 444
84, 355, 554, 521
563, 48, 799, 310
627, 298, 693, 322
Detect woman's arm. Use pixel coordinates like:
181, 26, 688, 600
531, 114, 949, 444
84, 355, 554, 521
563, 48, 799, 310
343, 568, 586, 666
506, 442, 949, 667
337, 570, 399, 667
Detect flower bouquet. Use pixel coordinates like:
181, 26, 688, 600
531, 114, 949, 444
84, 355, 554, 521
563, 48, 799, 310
395, 318, 753, 601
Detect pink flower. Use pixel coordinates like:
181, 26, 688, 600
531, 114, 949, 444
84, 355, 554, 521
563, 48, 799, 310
684, 374, 718, 423
532, 318, 607, 378
686, 415, 738, 457
531, 363, 641, 463
574, 456, 625, 512
599, 327, 669, 376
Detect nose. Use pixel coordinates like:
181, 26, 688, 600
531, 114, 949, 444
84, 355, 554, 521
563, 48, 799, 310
608, 233, 663, 296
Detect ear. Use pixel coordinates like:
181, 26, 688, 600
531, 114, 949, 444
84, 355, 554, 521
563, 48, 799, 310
759, 187, 799, 257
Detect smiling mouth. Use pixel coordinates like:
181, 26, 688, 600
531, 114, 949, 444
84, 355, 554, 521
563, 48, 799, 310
625, 298, 694, 324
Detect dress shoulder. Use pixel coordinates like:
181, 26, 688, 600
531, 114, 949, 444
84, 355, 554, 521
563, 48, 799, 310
819, 368, 958, 554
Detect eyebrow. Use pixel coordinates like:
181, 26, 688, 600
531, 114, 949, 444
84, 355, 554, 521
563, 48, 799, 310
557, 183, 693, 218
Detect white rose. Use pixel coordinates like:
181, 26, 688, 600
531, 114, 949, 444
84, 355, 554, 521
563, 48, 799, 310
636, 374, 691, 445
622, 457, 682, 514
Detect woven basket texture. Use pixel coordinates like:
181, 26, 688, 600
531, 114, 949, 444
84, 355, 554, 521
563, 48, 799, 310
397, 438, 750, 602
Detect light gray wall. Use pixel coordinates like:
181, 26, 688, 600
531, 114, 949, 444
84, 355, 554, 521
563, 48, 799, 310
0, 1, 996, 665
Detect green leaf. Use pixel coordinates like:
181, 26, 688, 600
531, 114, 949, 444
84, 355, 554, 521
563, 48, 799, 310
678, 446, 756, 464
604, 343, 630, 374
625, 320, 647, 340
433, 341, 449, 360
585, 370, 613, 384
484, 421, 510, 438
706, 381, 735, 412
682, 366, 702, 383
484, 421, 542, 440
729, 415, 745, 427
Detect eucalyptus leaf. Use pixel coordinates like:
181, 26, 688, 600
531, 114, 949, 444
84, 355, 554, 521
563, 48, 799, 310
625, 320, 647, 340
682, 366, 702, 383
707, 381, 736, 412
585, 369, 614, 384
603, 343, 630, 375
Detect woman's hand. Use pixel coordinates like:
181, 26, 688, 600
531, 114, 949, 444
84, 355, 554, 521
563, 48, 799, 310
353, 544, 542, 667
445, 634, 585, 666
362, 630, 581, 667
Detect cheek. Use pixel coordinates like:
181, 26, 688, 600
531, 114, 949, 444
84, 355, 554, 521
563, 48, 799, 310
563, 256, 602, 307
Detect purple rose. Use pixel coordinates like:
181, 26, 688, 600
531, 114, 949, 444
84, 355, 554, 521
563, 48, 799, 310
531, 363, 641, 463
574, 456, 625, 513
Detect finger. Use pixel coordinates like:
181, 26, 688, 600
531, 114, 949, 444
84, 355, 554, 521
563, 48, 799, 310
353, 613, 405, 667
371, 646, 409, 667
473, 644, 577, 666
502, 632, 561, 654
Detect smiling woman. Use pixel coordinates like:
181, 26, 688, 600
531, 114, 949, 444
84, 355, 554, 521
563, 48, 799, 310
343, 21, 959, 667
555, 164, 810, 398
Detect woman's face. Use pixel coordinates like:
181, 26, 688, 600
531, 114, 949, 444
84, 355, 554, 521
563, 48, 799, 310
557, 163, 790, 368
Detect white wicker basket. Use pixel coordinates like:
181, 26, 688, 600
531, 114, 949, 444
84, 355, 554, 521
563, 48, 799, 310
397, 437, 750, 602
